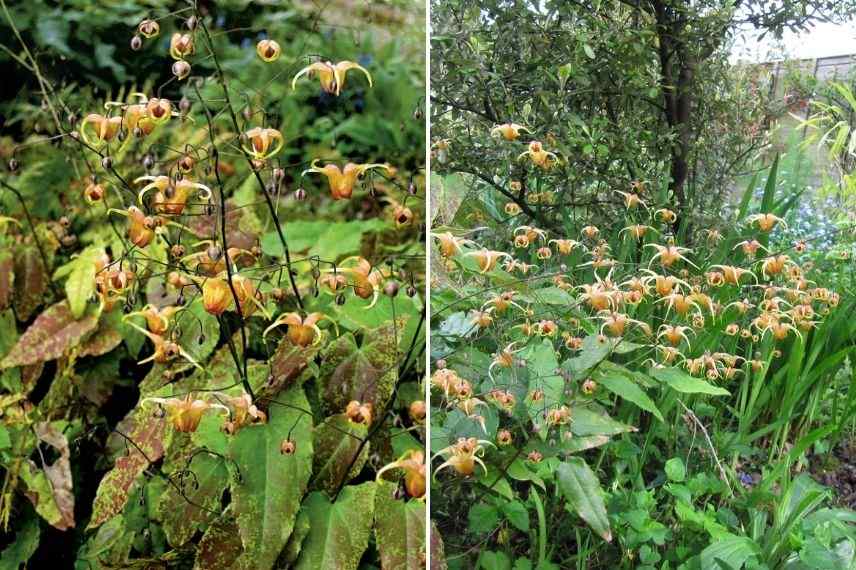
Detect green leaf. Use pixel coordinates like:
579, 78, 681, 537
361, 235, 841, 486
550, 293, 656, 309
595, 372, 663, 422
571, 406, 636, 437
159, 453, 229, 547
650, 367, 730, 396
311, 414, 369, 494
374, 482, 426, 570
556, 458, 612, 542
229, 386, 314, 570
295, 482, 377, 570
60, 246, 101, 319
261, 219, 386, 261
501, 501, 530, 532
0, 508, 40, 569
468, 502, 500, 534
665, 458, 686, 483
583, 44, 596, 59
700, 536, 760, 569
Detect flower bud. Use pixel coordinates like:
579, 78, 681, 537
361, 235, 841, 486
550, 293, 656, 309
130, 35, 143, 51
408, 400, 426, 424
172, 60, 191, 80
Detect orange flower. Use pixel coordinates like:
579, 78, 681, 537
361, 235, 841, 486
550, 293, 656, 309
80, 114, 122, 146
143, 394, 228, 433
263, 312, 328, 347
376, 450, 426, 499
256, 39, 281, 62
242, 128, 284, 161
291, 60, 372, 95
491, 123, 530, 141
302, 160, 391, 200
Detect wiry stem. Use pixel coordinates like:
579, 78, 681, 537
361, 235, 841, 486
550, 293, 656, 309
194, 3, 303, 309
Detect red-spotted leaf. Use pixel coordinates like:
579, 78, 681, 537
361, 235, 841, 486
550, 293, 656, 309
13, 245, 48, 321
259, 335, 322, 397
194, 510, 244, 570
1, 301, 98, 369
0, 249, 14, 310
88, 408, 166, 528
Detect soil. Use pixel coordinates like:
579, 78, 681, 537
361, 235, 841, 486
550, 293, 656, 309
811, 440, 856, 509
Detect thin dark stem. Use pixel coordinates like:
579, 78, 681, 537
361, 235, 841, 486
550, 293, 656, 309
0, 179, 60, 297
194, 4, 303, 309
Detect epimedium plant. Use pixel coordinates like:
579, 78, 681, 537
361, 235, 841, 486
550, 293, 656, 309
0, 1, 426, 569
429, 127, 854, 568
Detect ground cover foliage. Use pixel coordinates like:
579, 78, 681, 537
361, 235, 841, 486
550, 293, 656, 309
0, 0, 427, 568
429, 0, 856, 568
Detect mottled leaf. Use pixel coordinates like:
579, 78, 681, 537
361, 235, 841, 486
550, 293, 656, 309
374, 482, 426, 570
160, 453, 229, 546
12, 245, 48, 321
430, 522, 448, 570
320, 319, 404, 412
260, 335, 322, 397
186, 198, 259, 250
1, 301, 98, 368
229, 386, 313, 570
0, 250, 13, 311
194, 510, 244, 570
312, 414, 369, 494
19, 422, 75, 531
295, 482, 377, 570
88, 409, 166, 528
556, 458, 612, 542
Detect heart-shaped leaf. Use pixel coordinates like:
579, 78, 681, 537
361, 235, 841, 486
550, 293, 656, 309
295, 482, 377, 570
229, 386, 313, 570
374, 481, 426, 570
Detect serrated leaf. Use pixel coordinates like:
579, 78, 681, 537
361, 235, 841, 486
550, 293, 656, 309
595, 372, 663, 421
650, 367, 730, 396
295, 482, 377, 570
229, 386, 313, 570
556, 458, 612, 541
374, 482, 426, 570
1, 301, 97, 368
311, 414, 369, 493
